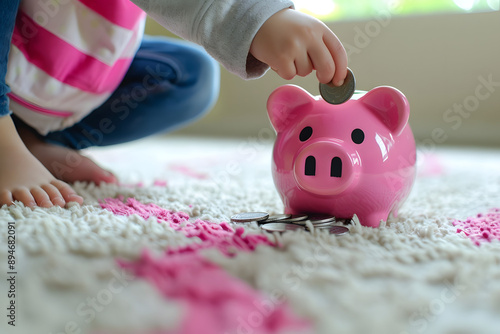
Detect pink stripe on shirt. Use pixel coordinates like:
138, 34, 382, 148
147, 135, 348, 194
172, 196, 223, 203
78, 0, 146, 30
12, 12, 134, 95
8, 94, 73, 117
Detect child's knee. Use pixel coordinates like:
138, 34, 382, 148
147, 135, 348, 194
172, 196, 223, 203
191, 51, 220, 118
132, 37, 221, 126
175, 47, 220, 122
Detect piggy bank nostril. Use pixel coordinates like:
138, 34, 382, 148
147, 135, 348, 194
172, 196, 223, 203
305, 156, 316, 176
331, 157, 342, 177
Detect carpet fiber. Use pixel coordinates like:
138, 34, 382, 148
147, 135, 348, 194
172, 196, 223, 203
1, 136, 500, 334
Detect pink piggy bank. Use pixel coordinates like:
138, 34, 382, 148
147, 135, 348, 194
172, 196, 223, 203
267, 85, 416, 228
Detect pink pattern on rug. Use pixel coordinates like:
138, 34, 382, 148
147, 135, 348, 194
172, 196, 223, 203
100, 197, 311, 334
100, 196, 189, 224
119, 250, 311, 334
453, 209, 500, 245
153, 179, 168, 187
417, 153, 445, 177
119, 180, 168, 188
169, 164, 209, 179
118, 181, 145, 188
100, 197, 275, 255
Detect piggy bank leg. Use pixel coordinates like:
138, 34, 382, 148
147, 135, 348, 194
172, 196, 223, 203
357, 212, 389, 228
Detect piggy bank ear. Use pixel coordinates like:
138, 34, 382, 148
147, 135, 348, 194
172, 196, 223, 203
267, 85, 315, 132
359, 86, 410, 136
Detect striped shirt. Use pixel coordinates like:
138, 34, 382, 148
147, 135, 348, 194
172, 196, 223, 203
6, 0, 146, 134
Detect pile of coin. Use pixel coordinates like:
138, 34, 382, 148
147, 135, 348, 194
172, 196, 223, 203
230, 212, 350, 236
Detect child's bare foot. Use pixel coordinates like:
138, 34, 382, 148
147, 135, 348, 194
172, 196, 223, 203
0, 115, 116, 208
0, 144, 84, 208
0, 116, 85, 208
16, 123, 118, 186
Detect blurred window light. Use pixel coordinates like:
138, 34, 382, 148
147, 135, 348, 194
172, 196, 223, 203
453, 0, 478, 10
487, 0, 500, 9
297, 0, 499, 21
294, 0, 337, 19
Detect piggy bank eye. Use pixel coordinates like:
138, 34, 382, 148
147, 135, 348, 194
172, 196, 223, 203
351, 129, 364, 144
299, 126, 313, 142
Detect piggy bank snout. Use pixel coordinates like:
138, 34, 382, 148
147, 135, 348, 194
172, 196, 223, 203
293, 140, 359, 196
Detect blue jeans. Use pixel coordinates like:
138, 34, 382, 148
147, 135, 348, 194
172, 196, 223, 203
0, 0, 21, 117
28, 36, 220, 149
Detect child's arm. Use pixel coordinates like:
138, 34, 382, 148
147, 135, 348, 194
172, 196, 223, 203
250, 9, 348, 86
131, 0, 345, 80
0, 1, 83, 208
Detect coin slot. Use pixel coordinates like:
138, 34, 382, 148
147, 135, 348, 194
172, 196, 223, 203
299, 126, 313, 142
331, 157, 342, 178
305, 156, 316, 176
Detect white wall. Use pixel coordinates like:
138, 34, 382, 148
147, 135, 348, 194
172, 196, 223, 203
146, 10, 500, 147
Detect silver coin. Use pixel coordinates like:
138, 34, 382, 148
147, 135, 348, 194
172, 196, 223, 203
308, 222, 336, 228
231, 212, 269, 223
259, 214, 292, 224
289, 220, 308, 226
314, 223, 338, 229
308, 214, 336, 224
261, 223, 306, 233
280, 214, 309, 224
319, 68, 356, 105
326, 225, 350, 236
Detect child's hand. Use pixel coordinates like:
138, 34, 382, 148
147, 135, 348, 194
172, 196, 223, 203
250, 9, 348, 86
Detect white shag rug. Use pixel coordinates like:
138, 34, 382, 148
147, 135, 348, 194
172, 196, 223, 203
1, 135, 500, 334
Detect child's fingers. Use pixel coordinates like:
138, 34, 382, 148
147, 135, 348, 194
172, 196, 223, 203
308, 43, 336, 84
294, 53, 314, 77
323, 32, 348, 86
273, 60, 297, 80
